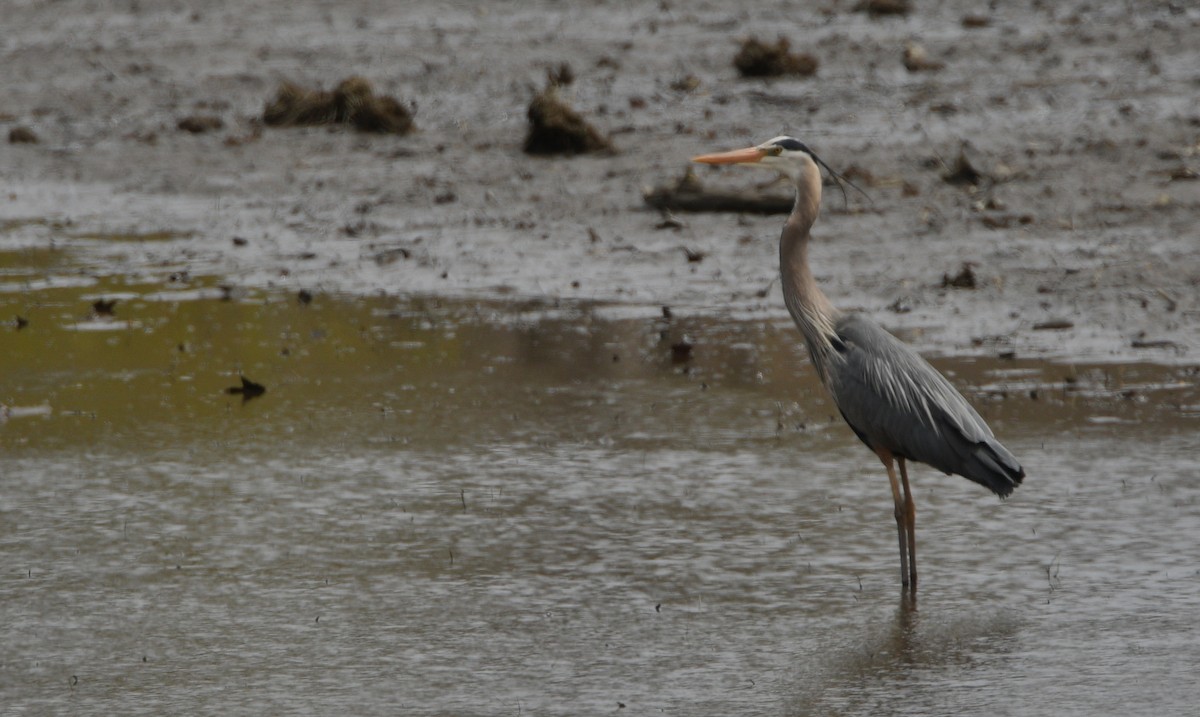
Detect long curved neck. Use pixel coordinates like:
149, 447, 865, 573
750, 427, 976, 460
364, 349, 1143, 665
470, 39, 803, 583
779, 172, 841, 384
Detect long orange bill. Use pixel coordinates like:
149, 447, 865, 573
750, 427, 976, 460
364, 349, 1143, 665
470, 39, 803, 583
691, 147, 766, 165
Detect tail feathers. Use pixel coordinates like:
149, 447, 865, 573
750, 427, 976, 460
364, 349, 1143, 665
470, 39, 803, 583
960, 439, 1026, 498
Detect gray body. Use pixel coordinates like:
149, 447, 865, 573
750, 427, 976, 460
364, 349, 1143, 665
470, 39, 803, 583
824, 313, 1023, 497
770, 141, 1025, 500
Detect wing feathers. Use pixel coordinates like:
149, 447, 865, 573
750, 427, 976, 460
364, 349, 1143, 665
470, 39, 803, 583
826, 314, 1025, 496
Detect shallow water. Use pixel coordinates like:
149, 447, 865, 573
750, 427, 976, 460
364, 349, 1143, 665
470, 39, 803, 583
2, 264, 1199, 716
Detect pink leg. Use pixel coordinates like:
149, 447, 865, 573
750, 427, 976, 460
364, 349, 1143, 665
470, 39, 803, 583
878, 448, 910, 588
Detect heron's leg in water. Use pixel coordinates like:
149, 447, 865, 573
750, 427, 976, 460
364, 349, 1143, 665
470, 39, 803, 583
878, 449, 910, 588
899, 457, 917, 589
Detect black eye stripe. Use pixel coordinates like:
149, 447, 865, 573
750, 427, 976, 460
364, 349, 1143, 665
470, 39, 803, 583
773, 137, 811, 154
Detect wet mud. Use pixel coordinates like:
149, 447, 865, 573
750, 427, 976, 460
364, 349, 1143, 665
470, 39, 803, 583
1, 1, 1197, 363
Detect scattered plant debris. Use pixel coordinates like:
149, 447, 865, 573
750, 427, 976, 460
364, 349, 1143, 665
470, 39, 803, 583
373, 246, 413, 266
546, 62, 574, 87
523, 87, 612, 155
903, 43, 945, 72
941, 262, 977, 289
888, 296, 913, 314
980, 213, 1034, 229
669, 74, 701, 92
670, 339, 694, 363
941, 145, 990, 187
8, 126, 39, 144
262, 76, 415, 134
1130, 337, 1179, 350
1154, 288, 1178, 312
177, 115, 224, 133
223, 125, 263, 147
1167, 166, 1198, 181
1033, 319, 1075, 331
227, 375, 267, 400
654, 214, 685, 230
840, 165, 877, 187
734, 37, 818, 78
857, 0, 912, 17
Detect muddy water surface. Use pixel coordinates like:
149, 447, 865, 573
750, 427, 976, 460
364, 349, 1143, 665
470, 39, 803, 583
2, 257, 1199, 715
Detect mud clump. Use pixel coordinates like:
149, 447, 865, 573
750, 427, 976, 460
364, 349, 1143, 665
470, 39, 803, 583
8, 126, 39, 144
523, 88, 612, 156
177, 115, 224, 133
942, 145, 990, 188
941, 262, 978, 289
903, 43, 945, 72
857, 0, 912, 16
734, 37, 818, 78
262, 76, 415, 134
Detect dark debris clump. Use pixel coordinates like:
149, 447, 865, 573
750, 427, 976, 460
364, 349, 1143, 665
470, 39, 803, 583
734, 37, 818, 78
262, 76, 415, 134
8, 126, 39, 144
523, 87, 612, 156
857, 0, 912, 17
942, 146, 990, 188
177, 115, 224, 133
941, 262, 978, 289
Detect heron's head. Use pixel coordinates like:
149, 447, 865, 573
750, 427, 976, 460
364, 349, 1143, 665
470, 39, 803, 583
692, 136, 820, 182
692, 136, 862, 204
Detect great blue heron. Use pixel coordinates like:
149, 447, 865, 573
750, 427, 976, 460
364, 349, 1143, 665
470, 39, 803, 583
693, 136, 1025, 590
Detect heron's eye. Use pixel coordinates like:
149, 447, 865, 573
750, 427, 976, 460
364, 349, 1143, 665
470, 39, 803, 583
764, 145, 784, 156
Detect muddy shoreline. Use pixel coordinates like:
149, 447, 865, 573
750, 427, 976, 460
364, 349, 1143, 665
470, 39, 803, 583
2, 0, 1198, 362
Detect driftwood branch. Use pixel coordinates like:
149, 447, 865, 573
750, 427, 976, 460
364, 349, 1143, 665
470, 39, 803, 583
643, 169, 793, 214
